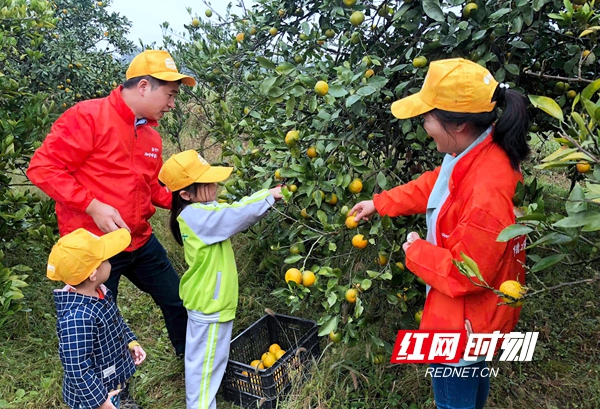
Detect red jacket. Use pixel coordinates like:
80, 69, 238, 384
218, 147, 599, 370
374, 135, 525, 336
27, 87, 171, 250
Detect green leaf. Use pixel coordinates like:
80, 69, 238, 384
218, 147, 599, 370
422, 0, 445, 22
377, 171, 387, 189
259, 77, 278, 95
298, 74, 317, 88
318, 315, 339, 336
317, 210, 328, 225
346, 94, 362, 107
529, 95, 564, 122
542, 147, 578, 162
547, 13, 565, 22
367, 76, 389, 88
327, 292, 337, 307
497, 224, 533, 242
460, 253, 484, 282
379, 272, 393, 280
256, 56, 276, 70
276, 62, 295, 75
284, 254, 303, 264
505, 64, 520, 75
528, 232, 574, 248
348, 154, 363, 166
286, 96, 296, 118
566, 184, 586, 216
531, 254, 566, 272
489, 8, 511, 19
356, 86, 377, 96
533, 0, 550, 11
354, 297, 364, 318
582, 98, 600, 122
581, 79, 600, 100
328, 85, 348, 98
553, 210, 600, 229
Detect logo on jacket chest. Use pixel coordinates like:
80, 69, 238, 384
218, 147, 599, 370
144, 147, 160, 159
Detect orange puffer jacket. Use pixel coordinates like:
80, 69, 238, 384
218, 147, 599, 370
373, 134, 525, 336
27, 87, 171, 250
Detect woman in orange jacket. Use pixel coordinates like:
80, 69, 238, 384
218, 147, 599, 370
351, 58, 530, 409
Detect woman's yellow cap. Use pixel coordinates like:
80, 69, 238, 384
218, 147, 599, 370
391, 58, 499, 119
159, 150, 233, 192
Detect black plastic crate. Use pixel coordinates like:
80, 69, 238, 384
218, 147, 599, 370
222, 313, 320, 409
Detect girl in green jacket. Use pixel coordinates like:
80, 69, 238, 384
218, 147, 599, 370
159, 150, 282, 409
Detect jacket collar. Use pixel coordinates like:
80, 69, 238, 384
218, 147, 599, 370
108, 86, 159, 128
448, 130, 496, 191
53, 284, 111, 316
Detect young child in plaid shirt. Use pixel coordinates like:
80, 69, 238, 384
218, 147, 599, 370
47, 228, 146, 409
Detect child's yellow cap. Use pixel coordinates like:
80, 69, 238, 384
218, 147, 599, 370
391, 58, 499, 119
47, 228, 131, 285
159, 150, 233, 192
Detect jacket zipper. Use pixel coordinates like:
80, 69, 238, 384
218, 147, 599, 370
130, 120, 139, 250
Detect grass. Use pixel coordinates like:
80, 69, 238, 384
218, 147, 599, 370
2, 132, 600, 408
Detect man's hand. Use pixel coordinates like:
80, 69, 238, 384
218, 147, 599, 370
349, 200, 376, 222
85, 199, 130, 233
130, 345, 146, 365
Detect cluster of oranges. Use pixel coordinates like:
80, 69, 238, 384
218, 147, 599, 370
244, 343, 286, 376
284, 268, 315, 287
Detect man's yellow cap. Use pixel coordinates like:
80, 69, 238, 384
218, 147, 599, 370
159, 150, 233, 192
391, 58, 499, 119
47, 228, 131, 286
126, 50, 196, 86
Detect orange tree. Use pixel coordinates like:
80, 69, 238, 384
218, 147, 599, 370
31, 0, 135, 108
0, 0, 134, 328
162, 0, 600, 354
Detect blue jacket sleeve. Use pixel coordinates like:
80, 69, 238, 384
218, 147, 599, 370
179, 189, 275, 245
58, 313, 107, 408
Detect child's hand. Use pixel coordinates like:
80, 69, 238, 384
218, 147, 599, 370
269, 186, 283, 200
130, 345, 146, 365
98, 390, 120, 409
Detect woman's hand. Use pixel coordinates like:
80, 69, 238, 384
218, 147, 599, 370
349, 200, 376, 222
403, 231, 420, 252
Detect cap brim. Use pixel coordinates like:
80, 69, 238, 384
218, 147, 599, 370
100, 229, 131, 260
195, 166, 233, 184
391, 92, 435, 119
151, 72, 196, 86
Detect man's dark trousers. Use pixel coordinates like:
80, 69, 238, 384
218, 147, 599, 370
106, 234, 187, 356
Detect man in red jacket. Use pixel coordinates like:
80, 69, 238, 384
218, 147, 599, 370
27, 50, 193, 358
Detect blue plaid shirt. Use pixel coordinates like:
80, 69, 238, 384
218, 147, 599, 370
54, 285, 137, 409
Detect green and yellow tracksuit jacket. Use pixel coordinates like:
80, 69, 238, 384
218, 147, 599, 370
178, 189, 275, 323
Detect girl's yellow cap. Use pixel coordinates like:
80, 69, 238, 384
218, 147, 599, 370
391, 58, 499, 119
159, 150, 233, 192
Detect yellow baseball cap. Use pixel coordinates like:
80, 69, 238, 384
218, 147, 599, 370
158, 150, 233, 192
391, 58, 499, 119
47, 228, 131, 286
126, 50, 196, 86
